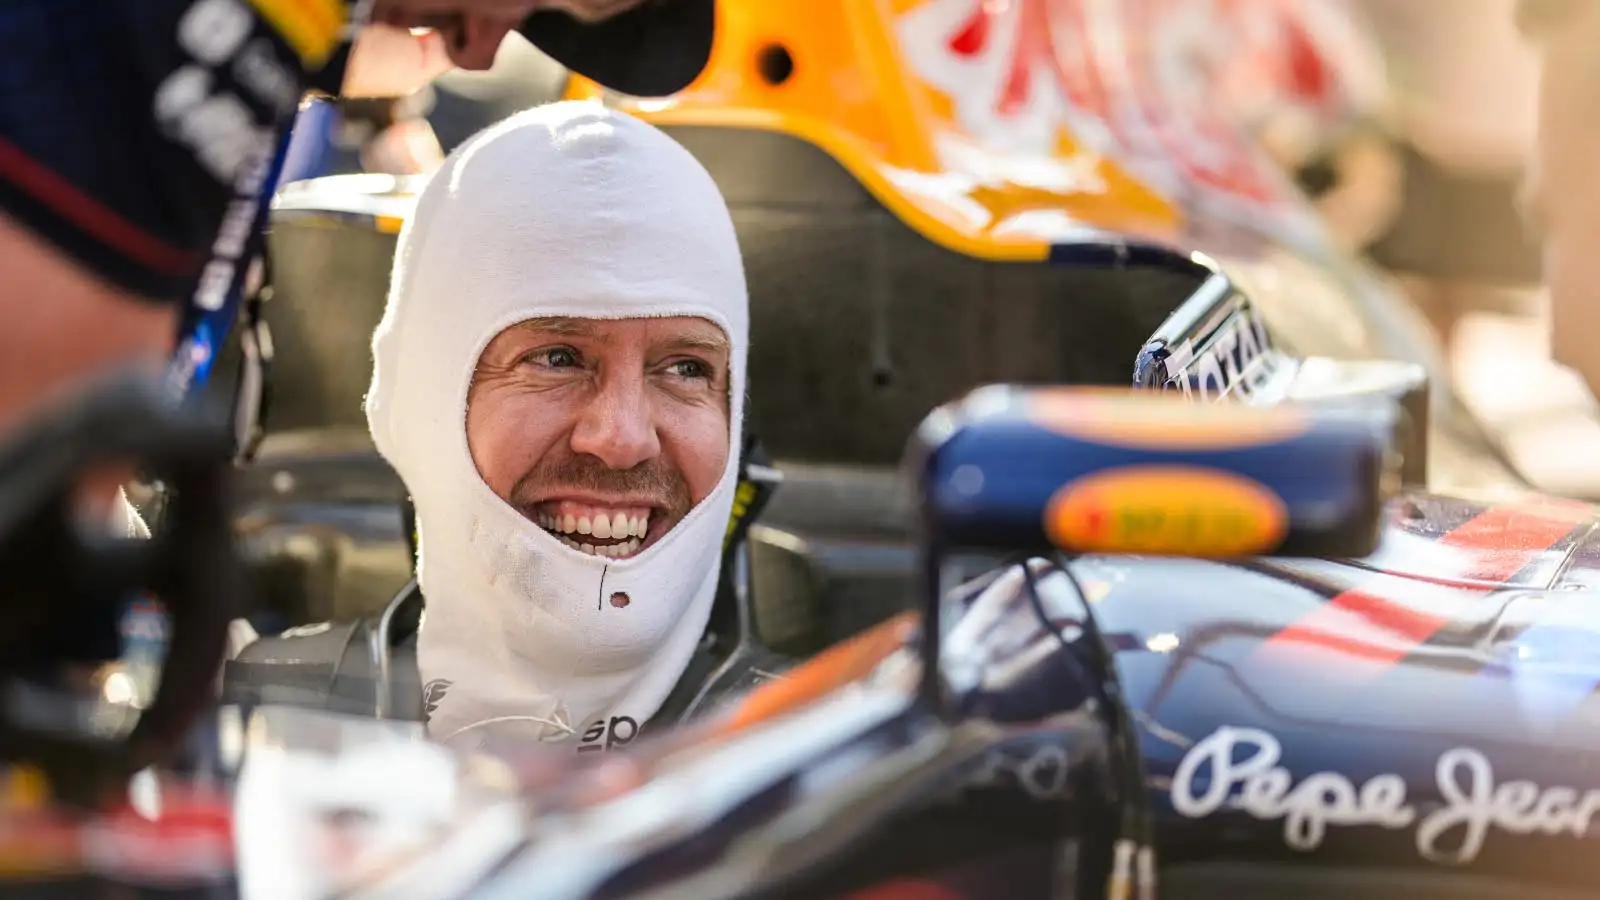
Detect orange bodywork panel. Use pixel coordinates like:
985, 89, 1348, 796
718, 612, 920, 735
564, 0, 1185, 262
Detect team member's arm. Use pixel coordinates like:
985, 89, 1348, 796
0, 0, 357, 435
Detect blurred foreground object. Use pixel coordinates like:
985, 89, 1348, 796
0, 372, 239, 807
1359, 0, 1545, 346
916, 386, 1396, 559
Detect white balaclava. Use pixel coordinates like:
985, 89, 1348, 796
365, 101, 748, 754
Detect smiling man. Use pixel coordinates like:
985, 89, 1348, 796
465, 314, 731, 562
361, 99, 748, 751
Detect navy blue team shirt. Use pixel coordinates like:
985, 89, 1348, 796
0, 0, 352, 305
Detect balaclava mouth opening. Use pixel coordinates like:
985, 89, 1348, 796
365, 101, 748, 755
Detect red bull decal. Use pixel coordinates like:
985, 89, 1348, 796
895, 0, 1342, 231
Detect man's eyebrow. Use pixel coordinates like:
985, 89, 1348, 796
504, 316, 728, 352
516, 316, 601, 338
664, 332, 730, 354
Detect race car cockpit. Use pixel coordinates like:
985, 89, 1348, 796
222, 427, 792, 737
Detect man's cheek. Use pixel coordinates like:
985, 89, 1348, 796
680, 410, 732, 506
467, 395, 550, 499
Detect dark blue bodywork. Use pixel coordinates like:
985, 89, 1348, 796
465, 395, 1600, 900
1096, 501, 1600, 892
461, 490, 1600, 900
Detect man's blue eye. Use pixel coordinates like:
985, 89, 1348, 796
669, 359, 710, 380
531, 348, 578, 368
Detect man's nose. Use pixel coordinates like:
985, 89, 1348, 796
569, 376, 662, 470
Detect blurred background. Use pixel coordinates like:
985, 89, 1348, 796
1351, 0, 1600, 498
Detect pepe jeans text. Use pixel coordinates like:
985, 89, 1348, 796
1170, 726, 1600, 864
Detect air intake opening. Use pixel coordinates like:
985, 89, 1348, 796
757, 44, 795, 86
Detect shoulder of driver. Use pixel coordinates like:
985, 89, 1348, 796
0, 0, 353, 304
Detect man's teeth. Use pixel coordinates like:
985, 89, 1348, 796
539, 511, 650, 539
552, 535, 643, 559
537, 509, 651, 558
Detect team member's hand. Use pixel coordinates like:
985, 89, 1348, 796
366, 0, 654, 71
341, 24, 456, 98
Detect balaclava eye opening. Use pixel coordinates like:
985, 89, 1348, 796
365, 101, 748, 754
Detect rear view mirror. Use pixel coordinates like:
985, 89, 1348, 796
1131, 271, 1296, 403
910, 386, 1400, 560
1131, 266, 1431, 488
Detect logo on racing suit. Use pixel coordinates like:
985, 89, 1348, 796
578, 716, 640, 753
157, 0, 292, 185
421, 679, 451, 725
1170, 725, 1600, 865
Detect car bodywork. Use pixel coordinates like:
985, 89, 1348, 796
1098, 491, 1600, 894
226, 390, 1600, 900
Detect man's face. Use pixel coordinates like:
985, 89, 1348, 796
370, 0, 651, 68
466, 316, 731, 560
1519, 0, 1600, 384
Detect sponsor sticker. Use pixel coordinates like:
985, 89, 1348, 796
1171, 725, 1600, 866
1027, 389, 1307, 451
1043, 464, 1288, 556
1155, 305, 1281, 402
